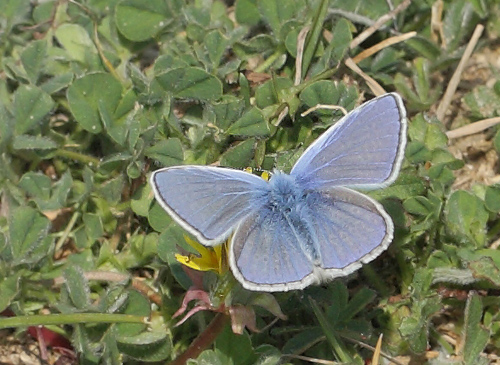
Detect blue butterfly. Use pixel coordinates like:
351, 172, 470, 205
151, 93, 407, 292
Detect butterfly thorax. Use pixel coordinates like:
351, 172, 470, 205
267, 172, 306, 214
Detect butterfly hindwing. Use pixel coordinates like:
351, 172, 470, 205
305, 187, 393, 278
229, 185, 393, 291
291, 93, 406, 190
150, 166, 269, 245
230, 208, 316, 292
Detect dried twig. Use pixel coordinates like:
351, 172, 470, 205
352, 31, 416, 63
350, 0, 412, 49
436, 24, 484, 121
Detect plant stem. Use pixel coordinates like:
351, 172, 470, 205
55, 148, 101, 167
255, 47, 285, 73
169, 313, 229, 364
0, 313, 146, 329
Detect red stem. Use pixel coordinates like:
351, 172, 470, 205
169, 313, 229, 365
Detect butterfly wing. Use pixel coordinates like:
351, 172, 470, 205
230, 208, 316, 292
306, 187, 393, 278
291, 93, 407, 190
150, 166, 269, 245
229, 187, 393, 292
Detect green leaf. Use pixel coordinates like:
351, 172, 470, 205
156, 67, 223, 101
115, 290, 150, 337
8, 206, 52, 265
444, 190, 488, 247
283, 328, 324, 355
215, 325, 255, 365
309, 17, 352, 75
257, 0, 302, 38
189, 349, 232, 365
54, 23, 99, 65
67, 73, 123, 133
12, 135, 57, 150
299, 80, 357, 122
40, 72, 74, 94
205, 30, 228, 68
369, 173, 426, 200
468, 256, 500, 287
64, 265, 91, 310
226, 107, 270, 136
0, 274, 21, 312
338, 287, 375, 322
461, 293, 489, 365
148, 202, 173, 232
131, 184, 153, 218
19, 171, 72, 211
21, 39, 47, 84
14, 85, 54, 134
235, 0, 260, 26
220, 138, 257, 168
0, 0, 31, 33
145, 138, 184, 166
116, 331, 171, 361
405, 36, 441, 60
310, 297, 353, 363
403, 196, 435, 216
442, 0, 479, 52
99, 175, 125, 204
255, 77, 293, 109
485, 185, 500, 213
301, 0, 328, 77
83, 213, 104, 242
115, 0, 172, 42
212, 95, 246, 131
157, 225, 195, 290
464, 85, 500, 119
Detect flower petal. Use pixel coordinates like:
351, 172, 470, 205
229, 305, 258, 334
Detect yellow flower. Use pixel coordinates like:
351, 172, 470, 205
175, 235, 227, 274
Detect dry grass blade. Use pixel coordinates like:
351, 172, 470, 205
345, 57, 386, 95
430, 0, 444, 45
295, 26, 311, 85
352, 31, 416, 63
436, 24, 484, 122
371, 334, 383, 365
283, 354, 337, 364
350, 0, 412, 49
274, 25, 310, 127
301, 104, 348, 117
446, 117, 500, 139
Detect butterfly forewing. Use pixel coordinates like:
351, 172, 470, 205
291, 93, 406, 191
150, 166, 269, 245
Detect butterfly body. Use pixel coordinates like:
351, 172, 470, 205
151, 93, 407, 292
